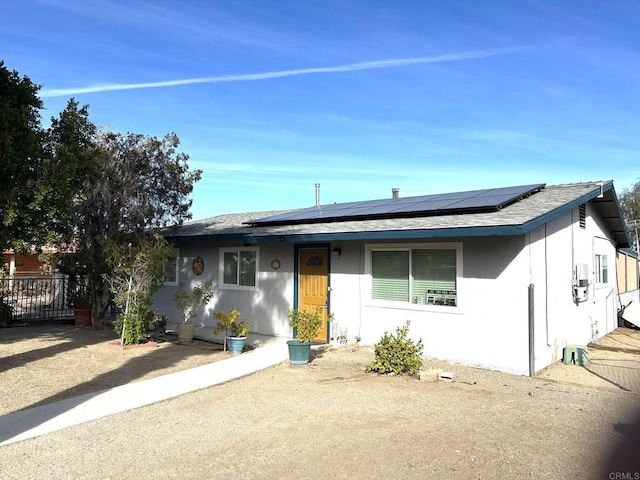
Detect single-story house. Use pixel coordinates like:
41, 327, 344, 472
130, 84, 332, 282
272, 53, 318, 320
153, 180, 637, 376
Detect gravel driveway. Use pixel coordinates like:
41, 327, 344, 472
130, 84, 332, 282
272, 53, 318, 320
1, 324, 639, 479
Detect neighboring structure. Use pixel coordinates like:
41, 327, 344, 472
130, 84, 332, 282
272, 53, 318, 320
1, 248, 55, 277
617, 248, 640, 327
617, 248, 638, 305
153, 180, 637, 376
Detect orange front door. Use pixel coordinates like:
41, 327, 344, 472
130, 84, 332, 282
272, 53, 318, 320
298, 247, 329, 343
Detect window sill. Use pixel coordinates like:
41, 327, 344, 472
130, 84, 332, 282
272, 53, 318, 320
218, 284, 259, 292
366, 300, 462, 314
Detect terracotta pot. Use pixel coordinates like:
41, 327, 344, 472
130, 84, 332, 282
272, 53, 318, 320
74, 308, 92, 327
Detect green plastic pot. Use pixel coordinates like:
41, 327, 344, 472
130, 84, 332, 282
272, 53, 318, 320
287, 340, 312, 365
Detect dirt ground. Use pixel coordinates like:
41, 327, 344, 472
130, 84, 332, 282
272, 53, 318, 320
538, 328, 640, 393
1, 323, 640, 480
0, 323, 228, 416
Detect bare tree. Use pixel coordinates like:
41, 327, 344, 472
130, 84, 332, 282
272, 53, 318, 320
106, 234, 173, 345
63, 129, 202, 326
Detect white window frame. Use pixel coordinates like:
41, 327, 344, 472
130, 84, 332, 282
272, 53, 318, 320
218, 247, 260, 291
163, 248, 179, 286
594, 253, 609, 285
365, 242, 462, 310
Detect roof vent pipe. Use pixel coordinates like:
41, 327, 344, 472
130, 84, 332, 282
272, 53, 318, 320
315, 183, 320, 206
392, 188, 399, 199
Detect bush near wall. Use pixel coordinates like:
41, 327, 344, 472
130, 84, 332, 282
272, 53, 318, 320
366, 321, 424, 376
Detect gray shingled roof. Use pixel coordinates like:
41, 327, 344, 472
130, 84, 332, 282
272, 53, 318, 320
163, 210, 296, 238
165, 181, 630, 248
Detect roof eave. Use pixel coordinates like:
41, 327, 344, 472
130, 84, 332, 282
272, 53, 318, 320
243, 224, 527, 244
165, 233, 248, 244
517, 182, 630, 248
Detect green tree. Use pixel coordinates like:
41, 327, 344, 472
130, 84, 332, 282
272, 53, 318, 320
0, 64, 97, 256
44, 99, 100, 238
0, 61, 45, 253
0, 62, 201, 326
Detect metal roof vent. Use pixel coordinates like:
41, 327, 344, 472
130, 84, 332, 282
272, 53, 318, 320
315, 183, 320, 206
392, 188, 399, 199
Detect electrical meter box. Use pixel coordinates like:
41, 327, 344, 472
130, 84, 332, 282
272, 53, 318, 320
575, 263, 589, 287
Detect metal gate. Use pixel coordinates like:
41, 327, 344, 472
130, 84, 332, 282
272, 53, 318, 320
0, 274, 74, 322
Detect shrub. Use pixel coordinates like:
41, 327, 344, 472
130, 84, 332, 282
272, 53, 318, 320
69, 278, 92, 308
0, 300, 13, 328
288, 308, 333, 343
366, 321, 424, 375
115, 305, 155, 345
213, 308, 250, 338
174, 280, 214, 323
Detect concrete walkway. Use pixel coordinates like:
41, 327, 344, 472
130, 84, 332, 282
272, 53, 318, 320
0, 340, 289, 447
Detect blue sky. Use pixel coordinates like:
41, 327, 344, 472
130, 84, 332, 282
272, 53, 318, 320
3, 1, 640, 220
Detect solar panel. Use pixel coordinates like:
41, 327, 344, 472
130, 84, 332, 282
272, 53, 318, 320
428, 189, 492, 201
446, 194, 517, 210
247, 183, 545, 226
389, 197, 471, 215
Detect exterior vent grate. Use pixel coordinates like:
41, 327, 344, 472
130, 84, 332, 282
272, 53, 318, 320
579, 204, 586, 229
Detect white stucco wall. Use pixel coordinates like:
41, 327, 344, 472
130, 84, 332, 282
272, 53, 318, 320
152, 240, 296, 342
527, 203, 619, 373
330, 203, 620, 376
329, 237, 531, 375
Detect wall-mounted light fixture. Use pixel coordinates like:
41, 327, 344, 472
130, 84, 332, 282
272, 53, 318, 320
332, 247, 341, 258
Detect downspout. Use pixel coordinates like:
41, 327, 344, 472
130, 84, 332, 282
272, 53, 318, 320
528, 283, 535, 377
357, 241, 364, 342
544, 223, 551, 347
527, 231, 535, 377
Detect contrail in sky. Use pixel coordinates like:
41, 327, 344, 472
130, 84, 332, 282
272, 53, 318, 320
40, 47, 526, 98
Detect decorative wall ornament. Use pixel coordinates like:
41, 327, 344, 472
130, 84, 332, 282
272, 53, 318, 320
270, 259, 281, 270
192, 256, 205, 275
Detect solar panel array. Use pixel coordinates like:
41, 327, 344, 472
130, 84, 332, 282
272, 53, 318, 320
247, 183, 545, 226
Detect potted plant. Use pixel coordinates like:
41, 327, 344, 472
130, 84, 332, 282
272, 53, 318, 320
0, 300, 13, 328
287, 308, 333, 365
150, 314, 168, 341
69, 280, 93, 327
213, 308, 250, 355
173, 279, 214, 341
